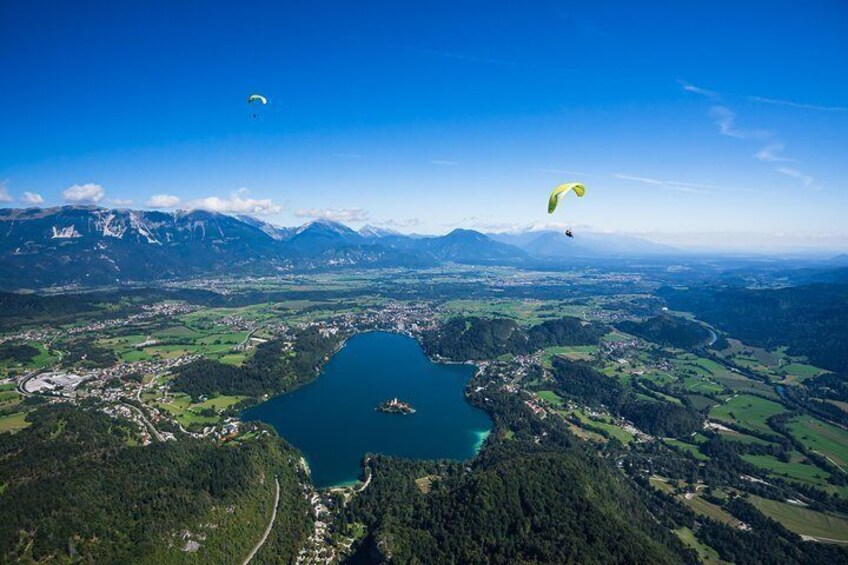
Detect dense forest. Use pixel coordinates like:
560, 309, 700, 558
345, 443, 698, 565
0, 342, 39, 363
422, 316, 605, 360
172, 326, 345, 399
616, 314, 711, 349
0, 405, 311, 563
659, 284, 848, 373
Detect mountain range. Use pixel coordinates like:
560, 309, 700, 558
0, 206, 677, 288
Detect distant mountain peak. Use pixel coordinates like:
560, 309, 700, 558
359, 224, 399, 238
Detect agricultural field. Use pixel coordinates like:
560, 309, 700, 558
777, 362, 827, 384
673, 527, 728, 565
535, 390, 564, 407
716, 429, 775, 446
649, 477, 739, 526
436, 299, 589, 326
541, 345, 597, 365
563, 407, 634, 444
749, 496, 848, 543
154, 393, 247, 430
742, 452, 833, 490
0, 411, 30, 433
788, 416, 848, 471
709, 394, 786, 435
663, 439, 709, 461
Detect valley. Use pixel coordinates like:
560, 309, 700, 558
1, 260, 848, 563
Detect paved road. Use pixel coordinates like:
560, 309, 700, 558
243, 476, 281, 565
121, 401, 164, 442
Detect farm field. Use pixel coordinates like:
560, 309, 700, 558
0, 411, 30, 433
542, 345, 597, 364
674, 527, 728, 565
663, 439, 709, 461
742, 453, 833, 490
535, 390, 564, 407
788, 416, 848, 471
750, 496, 848, 543
709, 394, 786, 435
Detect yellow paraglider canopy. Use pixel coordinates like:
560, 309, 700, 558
547, 182, 586, 214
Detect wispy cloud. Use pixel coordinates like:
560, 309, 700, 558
747, 96, 847, 112
613, 173, 760, 194
108, 198, 133, 206
63, 183, 105, 204
612, 173, 664, 186
332, 152, 366, 159
295, 207, 370, 222
777, 167, 815, 188
187, 188, 282, 215
710, 106, 772, 139
374, 217, 421, 229
681, 80, 846, 112
678, 80, 720, 100
146, 194, 181, 208
754, 143, 795, 163
21, 191, 44, 205
430, 159, 459, 166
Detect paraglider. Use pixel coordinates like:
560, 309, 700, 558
547, 182, 586, 239
547, 182, 585, 214
247, 94, 268, 119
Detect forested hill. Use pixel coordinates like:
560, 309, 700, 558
659, 284, 848, 373
171, 325, 346, 399
0, 405, 311, 563
616, 314, 712, 349
422, 316, 606, 360
345, 440, 697, 564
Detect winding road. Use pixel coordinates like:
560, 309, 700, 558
242, 476, 281, 565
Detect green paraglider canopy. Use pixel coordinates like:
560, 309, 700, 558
547, 182, 586, 214
247, 94, 267, 105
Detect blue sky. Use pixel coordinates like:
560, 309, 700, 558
1, 1, 846, 251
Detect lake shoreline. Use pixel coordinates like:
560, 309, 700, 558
242, 331, 493, 489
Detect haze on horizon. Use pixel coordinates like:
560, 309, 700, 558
1, 1, 846, 253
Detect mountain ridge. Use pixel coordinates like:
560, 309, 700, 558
0, 206, 680, 288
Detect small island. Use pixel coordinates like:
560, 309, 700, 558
376, 397, 416, 415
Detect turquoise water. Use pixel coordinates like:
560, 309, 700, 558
243, 332, 492, 488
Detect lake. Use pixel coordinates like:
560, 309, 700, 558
243, 331, 493, 488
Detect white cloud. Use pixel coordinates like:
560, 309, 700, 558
295, 207, 370, 222
613, 173, 762, 194
63, 183, 105, 204
0, 182, 12, 203
679, 80, 720, 99
187, 188, 282, 215
146, 194, 181, 208
709, 106, 771, 140
21, 191, 44, 205
612, 173, 664, 185
109, 198, 134, 206
612, 173, 709, 193
755, 143, 795, 163
375, 217, 421, 229
777, 167, 815, 187
747, 96, 846, 112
